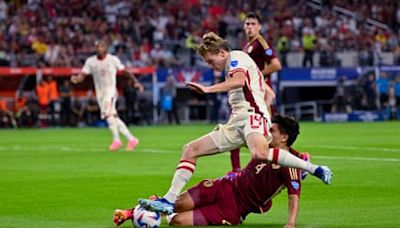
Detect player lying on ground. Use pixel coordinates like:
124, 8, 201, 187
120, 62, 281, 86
114, 114, 312, 227
71, 39, 143, 151
138, 32, 332, 215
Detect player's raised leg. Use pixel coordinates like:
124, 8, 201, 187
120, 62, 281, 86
246, 133, 332, 184
139, 134, 220, 214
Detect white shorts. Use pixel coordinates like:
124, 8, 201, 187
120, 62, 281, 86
97, 92, 118, 119
208, 111, 272, 152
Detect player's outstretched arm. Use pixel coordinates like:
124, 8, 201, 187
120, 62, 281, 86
186, 71, 246, 94
70, 73, 87, 84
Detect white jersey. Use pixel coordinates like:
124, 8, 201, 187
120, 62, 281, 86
225, 50, 269, 119
81, 54, 125, 97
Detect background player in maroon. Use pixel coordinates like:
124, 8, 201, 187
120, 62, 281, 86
229, 13, 309, 174
229, 12, 283, 174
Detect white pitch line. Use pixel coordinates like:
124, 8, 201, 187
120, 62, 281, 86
308, 144, 400, 153
0, 146, 399, 162
312, 155, 399, 162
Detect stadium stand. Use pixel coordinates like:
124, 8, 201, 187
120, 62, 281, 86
0, 0, 399, 127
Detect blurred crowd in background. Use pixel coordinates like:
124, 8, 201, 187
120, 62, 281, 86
0, 0, 400, 67
1, 0, 400, 128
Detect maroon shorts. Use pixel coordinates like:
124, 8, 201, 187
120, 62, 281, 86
188, 179, 242, 226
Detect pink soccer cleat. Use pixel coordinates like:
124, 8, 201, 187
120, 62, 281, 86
109, 140, 123, 151
126, 138, 139, 151
113, 208, 133, 226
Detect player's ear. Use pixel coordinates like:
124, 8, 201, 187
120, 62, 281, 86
281, 134, 289, 145
220, 49, 226, 58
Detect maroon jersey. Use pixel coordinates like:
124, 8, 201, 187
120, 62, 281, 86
231, 158, 302, 215
243, 35, 277, 86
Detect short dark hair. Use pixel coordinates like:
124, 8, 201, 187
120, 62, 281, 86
272, 114, 300, 146
246, 12, 262, 23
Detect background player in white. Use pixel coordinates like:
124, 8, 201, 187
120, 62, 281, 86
139, 32, 332, 214
71, 39, 143, 151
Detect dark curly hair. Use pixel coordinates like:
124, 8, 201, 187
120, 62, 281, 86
271, 114, 300, 146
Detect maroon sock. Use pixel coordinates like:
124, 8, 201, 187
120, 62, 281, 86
230, 148, 241, 172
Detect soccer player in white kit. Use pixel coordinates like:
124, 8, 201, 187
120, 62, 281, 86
139, 32, 332, 214
71, 40, 143, 151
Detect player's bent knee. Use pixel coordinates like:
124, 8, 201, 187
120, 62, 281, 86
182, 143, 199, 159
169, 213, 193, 226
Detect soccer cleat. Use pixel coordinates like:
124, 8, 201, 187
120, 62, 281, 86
139, 197, 175, 215
126, 138, 139, 151
313, 166, 333, 184
109, 140, 123, 151
300, 152, 311, 180
113, 208, 133, 226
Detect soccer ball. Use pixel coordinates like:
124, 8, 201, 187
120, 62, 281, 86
132, 205, 161, 228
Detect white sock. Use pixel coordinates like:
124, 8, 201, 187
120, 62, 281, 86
116, 117, 134, 140
163, 160, 195, 203
267, 148, 318, 174
106, 116, 120, 141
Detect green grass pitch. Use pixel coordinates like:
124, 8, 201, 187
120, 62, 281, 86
1, 121, 400, 227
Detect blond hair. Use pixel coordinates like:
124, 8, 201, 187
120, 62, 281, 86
195, 32, 230, 56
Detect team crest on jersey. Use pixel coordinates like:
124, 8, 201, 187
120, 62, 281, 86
291, 181, 300, 190
203, 179, 214, 187
265, 48, 273, 56
230, 60, 239, 67
247, 45, 254, 53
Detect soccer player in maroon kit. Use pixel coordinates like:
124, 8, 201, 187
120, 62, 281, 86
113, 114, 307, 227
229, 13, 307, 175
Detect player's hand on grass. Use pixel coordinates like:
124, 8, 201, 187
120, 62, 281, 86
186, 81, 208, 94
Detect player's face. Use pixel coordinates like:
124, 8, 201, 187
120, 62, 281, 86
244, 18, 261, 39
269, 124, 287, 148
96, 41, 108, 55
202, 50, 227, 72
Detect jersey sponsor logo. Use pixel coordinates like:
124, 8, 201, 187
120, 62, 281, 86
265, 48, 273, 56
247, 45, 254, 53
291, 181, 300, 190
230, 60, 239, 67
203, 179, 214, 187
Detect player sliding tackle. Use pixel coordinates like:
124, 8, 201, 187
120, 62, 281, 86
71, 39, 143, 151
114, 114, 310, 227
139, 32, 332, 215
